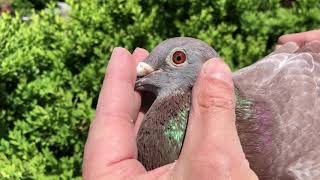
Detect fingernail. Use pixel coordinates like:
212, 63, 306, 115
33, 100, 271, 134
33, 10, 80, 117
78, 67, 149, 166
133, 47, 140, 54
203, 58, 233, 86
111, 47, 129, 61
112, 46, 124, 52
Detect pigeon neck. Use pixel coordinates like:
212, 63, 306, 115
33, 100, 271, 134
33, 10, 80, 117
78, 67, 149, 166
137, 88, 191, 170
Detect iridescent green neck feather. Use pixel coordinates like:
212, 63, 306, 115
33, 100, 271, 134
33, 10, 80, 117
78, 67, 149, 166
137, 90, 191, 170
164, 103, 189, 155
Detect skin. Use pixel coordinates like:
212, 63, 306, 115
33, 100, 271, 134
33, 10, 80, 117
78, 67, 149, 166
82, 47, 257, 180
278, 29, 320, 46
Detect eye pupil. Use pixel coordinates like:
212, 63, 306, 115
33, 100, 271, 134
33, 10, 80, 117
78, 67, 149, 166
172, 51, 186, 65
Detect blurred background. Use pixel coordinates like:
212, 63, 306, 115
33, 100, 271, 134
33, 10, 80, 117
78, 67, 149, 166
0, 0, 319, 179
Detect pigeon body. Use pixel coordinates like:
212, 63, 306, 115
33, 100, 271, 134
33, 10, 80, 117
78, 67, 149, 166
135, 37, 320, 180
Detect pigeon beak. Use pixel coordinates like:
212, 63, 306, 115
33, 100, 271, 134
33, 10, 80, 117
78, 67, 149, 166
136, 62, 155, 77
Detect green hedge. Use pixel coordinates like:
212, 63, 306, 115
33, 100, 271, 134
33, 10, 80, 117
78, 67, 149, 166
0, 0, 319, 179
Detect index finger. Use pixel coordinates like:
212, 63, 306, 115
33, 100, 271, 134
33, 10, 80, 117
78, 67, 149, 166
83, 48, 139, 178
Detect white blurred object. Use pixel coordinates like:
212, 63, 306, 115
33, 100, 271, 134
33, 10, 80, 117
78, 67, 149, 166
57, 2, 71, 17
22, 16, 30, 21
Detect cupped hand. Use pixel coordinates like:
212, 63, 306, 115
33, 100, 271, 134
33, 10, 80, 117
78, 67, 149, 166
82, 47, 258, 180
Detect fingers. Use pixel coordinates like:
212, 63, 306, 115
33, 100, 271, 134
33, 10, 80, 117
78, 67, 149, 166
83, 48, 140, 179
173, 59, 257, 180
278, 29, 320, 47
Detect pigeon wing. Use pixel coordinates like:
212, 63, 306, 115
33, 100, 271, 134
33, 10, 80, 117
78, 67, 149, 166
233, 41, 320, 179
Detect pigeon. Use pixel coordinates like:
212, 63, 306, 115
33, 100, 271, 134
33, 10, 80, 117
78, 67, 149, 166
135, 37, 320, 180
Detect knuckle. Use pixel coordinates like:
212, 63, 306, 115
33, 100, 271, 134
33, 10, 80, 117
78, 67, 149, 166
198, 94, 234, 112
195, 76, 235, 112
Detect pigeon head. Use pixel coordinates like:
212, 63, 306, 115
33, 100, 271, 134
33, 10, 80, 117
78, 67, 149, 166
135, 37, 218, 97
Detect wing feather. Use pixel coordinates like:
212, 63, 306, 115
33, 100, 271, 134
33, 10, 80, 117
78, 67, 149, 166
233, 41, 320, 179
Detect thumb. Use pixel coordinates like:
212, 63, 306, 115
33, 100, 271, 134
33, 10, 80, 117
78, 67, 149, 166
173, 59, 257, 180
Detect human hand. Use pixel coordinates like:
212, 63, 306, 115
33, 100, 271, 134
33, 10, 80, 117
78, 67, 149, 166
82, 47, 258, 180
278, 29, 320, 47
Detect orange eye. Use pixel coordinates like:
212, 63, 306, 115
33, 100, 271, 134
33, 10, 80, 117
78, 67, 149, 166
172, 51, 186, 65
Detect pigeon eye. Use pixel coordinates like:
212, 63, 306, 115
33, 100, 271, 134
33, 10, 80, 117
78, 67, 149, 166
172, 51, 186, 65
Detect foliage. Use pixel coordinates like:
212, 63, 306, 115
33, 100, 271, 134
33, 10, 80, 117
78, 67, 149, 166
0, 0, 319, 179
